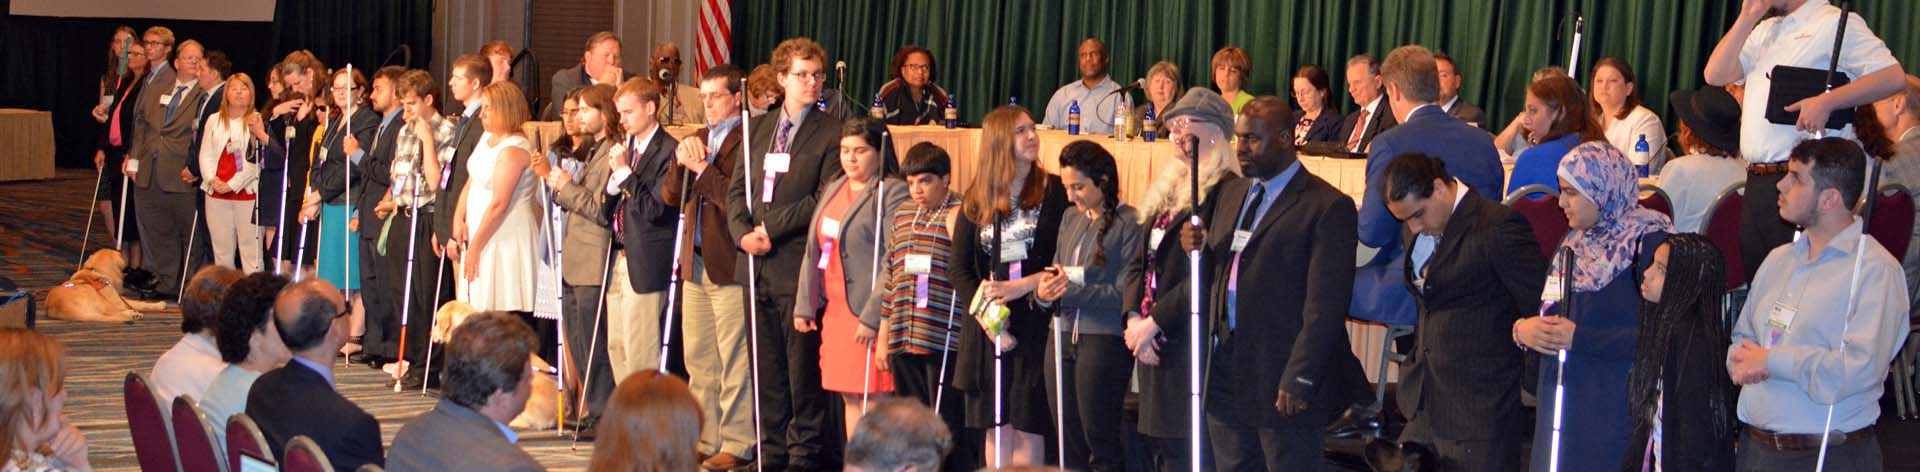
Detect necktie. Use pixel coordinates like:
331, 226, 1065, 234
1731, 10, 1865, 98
164, 84, 188, 122
613, 137, 637, 240
773, 120, 795, 154
1345, 108, 1369, 152
1226, 182, 1266, 332
441, 113, 473, 190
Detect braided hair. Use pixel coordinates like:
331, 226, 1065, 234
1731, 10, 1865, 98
1059, 140, 1120, 266
1626, 234, 1737, 450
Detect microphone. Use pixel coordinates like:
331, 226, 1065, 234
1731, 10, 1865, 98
658, 68, 671, 81
1109, 78, 1147, 95
836, 61, 848, 79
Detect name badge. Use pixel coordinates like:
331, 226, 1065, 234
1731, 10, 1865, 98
1063, 266, 1086, 285
1150, 228, 1166, 249
819, 217, 842, 238
394, 159, 413, 175
1231, 230, 1253, 252
915, 274, 931, 308
904, 254, 933, 275
818, 238, 836, 270
158, 94, 173, 106
764, 153, 792, 173
101, 95, 115, 107
1000, 242, 1028, 263
1765, 302, 1797, 348
1541, 276, 1564, 304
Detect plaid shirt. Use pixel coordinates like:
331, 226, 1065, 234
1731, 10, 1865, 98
390, 113, 457, 209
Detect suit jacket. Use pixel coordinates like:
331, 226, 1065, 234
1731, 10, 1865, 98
245, 361, 383, 471
1446, 99, 1486, 129
354, 111, 405, 241
186, 82, 225, 179
616, 126, 681, 293
794, 176, 910, 328
553, 138, 617, 286
1203, 170, 1362, 427
435, 107, 486, 245
1334, 97, 1397, 153
308, 108, 381, 206
546, 64, 637, 120
727, 108, 845, 300
1122, 183, 1228, 437
1354, 105, 1505, 325
1395, 189, 1545, 441
385, 399, 544, 472
129, 71, 205, 193
98, 72, 148, 152
662, 122, 743, 285
1294, 108, 1344, 145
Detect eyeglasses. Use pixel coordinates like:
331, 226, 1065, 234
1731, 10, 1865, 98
143, 40, 171, 47
903, 64, 931, 72
331, 86, 360, 92
786, 71, 827, 81
657, 56, 683, 65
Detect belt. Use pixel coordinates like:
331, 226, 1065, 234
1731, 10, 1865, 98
1748, 162, 1789, 176
1744, 424, 1874, 451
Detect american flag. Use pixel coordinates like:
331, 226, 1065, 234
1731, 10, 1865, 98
696, 0, 731, 77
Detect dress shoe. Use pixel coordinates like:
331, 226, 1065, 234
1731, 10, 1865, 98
701, 452, 750, 471
1326, 403, 1384, 439
398, 367, 439, 391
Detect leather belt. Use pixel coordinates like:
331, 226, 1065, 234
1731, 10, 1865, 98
1744, 424, 1874, 451
1748, 162, 1789, 176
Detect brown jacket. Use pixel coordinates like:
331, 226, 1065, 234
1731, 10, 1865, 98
662, 122, 743, 285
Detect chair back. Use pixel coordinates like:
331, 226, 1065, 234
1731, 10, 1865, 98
226, 413, 273, 471
170, 396, 227, 472
1702, 183, 1746, 290
281, 435, 336, 472
1865, 184, 1916, 260
1639, 183, 1674, 218
123, 372, 181, 472
1503, 184, 1569, 260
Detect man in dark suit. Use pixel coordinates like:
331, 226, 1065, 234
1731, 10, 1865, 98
547, 31, 637, 121
662, 64, 755, 471
126, 39, 204, 298
544, 83, 619, 435
727, 38, 844, 471
1186, 95, 1363, 471
1433, 52, 1485, 129
386, 311, 546, 472
1344, 44, 1508, 431
181, 50, 229, 278
1336, 54, 1398, 154
248, 279, 383, 470
349, 66, 408, 366
1380, 152, 1544, 471
604, 78, 679, 384
434, 55, 493, 319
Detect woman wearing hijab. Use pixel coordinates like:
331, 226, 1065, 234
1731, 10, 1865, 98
1513, 140, 1672, 472
1622, 233, 1738, 471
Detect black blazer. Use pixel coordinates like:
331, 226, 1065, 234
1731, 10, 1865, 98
1122, 181, 1229, 437
309, 108, 380, 206
186, 82, 225, 178
99, 73, 147, 152
727, 108, 844, 300
1447, 100, 1487, 129
434, 109, 485, 245
1395, 189, 1546, 441
353, 112, 405, 241
1293, 108, 1344, 145
245, 361, 383, 471
1202, 170, 1362, 427
616, 126, 681, 293
1334, 100, 1398, 152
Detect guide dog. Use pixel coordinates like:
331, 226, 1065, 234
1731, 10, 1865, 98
433, 300, 560, 430
45, 250, 166, 323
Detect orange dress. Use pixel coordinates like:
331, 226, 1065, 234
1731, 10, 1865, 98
817, 184, 894, 394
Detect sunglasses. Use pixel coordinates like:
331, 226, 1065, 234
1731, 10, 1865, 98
657, 56, 683, 65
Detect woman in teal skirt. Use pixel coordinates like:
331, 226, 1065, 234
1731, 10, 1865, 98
303, 67, 378, 358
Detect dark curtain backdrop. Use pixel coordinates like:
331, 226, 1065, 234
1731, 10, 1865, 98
0, 0, 431, 170
737, 0, 1916, 133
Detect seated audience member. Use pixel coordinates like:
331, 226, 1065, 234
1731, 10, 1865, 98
1291, 64, 1341, 146
1590, 57, 1668, 171
387, 311, 546, 472
1728, 138, 1909, 471
247, 280, 383, 470
876, 45, 951, 126
548, 31, 634, 120
1505, 76, 1599, 194
0, 328, 91, 472
1433, 51, 1485, 128
1658, 86, 1747, 233
1043, 38, 1121, 135
203, 272, 293, 448
1494, 66, 1571, 158
1337, 53, 1397, 153
1623, 234, 1738, 471
746, 64, 781, 117
1874, 74, 1920, 307
845, 399, 954, 472
1136, 61, 1183, 138
150, 265, 244, 404
1212, 46, 1254, 114
588, 370, 704, 472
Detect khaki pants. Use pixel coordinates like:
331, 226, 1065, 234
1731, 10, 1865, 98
682, 257, 756, 458
606, 253, 663, 381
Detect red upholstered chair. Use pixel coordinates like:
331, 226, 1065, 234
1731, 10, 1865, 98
170, 396, 226, 472
123, 373, 180, 472
1503, 184, 1569, 260
281, 436, 336, 472
226, 413, 273, 471
1702, 183, 1746, 290
1865, 184, 1915, 260
1639, 183, 1674, 219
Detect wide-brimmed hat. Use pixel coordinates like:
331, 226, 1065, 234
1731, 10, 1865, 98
1668, 86, 1741, 155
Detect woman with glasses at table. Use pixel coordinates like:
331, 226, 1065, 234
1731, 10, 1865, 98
1135, 61, 1183, 139
875, 45, 951, 126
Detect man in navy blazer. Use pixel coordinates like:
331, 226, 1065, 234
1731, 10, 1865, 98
247, 279, 383, 470
1340, 45, 1506, 426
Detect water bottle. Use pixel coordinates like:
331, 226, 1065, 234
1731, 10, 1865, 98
1142, 103, 1158, 142
1067, 100, 1081, 135
943, 93, 958, 129
870, 92, 885, 119
1632, 134, 1651, 178
1112, 95, 1130, 141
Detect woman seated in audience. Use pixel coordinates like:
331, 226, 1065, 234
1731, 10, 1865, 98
1506, 76, 1600, 194
1211, 47, 1253, 114
795, 117, 910, 439
747, 64, 781, 118
0, 328, 91, 472
150, 265, 245, 405
1495, 66, 1570, 158
1590, 57, 1668, 173
1514, 140, 1671, 472
1136, 61, 1183, 139
588, 370, 703, 472
1291, 63, 1341, 146
1035, 141, 1144, 470
877, 45, 951, 126
201, 272, 293, 447
1656, 86, 1746, 233
1623, 234, 1738, 471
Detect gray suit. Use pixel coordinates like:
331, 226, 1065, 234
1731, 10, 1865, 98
385, 399, 544, 472
550, 138, 618, 419
129, 66, 206, 291
792, 176, 910, 329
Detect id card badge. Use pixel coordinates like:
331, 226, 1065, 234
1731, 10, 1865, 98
904, 254, 933, 274
394, 159, 414, 176
158, 93, 173, 107
762, 153, 792, 203
127, 158, 140, 173
1541, 276, 1564, 305
915, 274, 931, 308
1765, 302, 1797, 348
1063, 266, 1086, 285
101, 94, 115, 107
1230, 230, 1253, 252
819, 217, 842, 238
1000, 242, 1028, 263
1150, 228, 1167, 249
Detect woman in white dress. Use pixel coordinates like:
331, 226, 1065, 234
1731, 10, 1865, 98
452, 81, 540, 312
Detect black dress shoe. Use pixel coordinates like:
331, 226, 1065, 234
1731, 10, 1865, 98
1326, 403, 1384, 439
398, 367, 439, 391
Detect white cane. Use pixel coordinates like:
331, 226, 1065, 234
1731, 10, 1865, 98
274, 124, 296, 273
934, 289, 957, 411
1546, 248, 1572, 472
1051, 311, 1066, 465
78, 160, 105, 271
116, 173, 130, 252
860, 134, 889, 415
738, 78, 766, 472
571, 237, 616, 442
1815, 148, 1878, 472
394, 173, 423, 392
422, 244, 447, 396
294, 212, 312, 280
659, 164, 694, 373
177, 209, 198, 304
342, 63, 355, 303
1185, 138, 1205, 470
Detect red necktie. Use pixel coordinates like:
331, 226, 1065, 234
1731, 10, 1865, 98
1345, 109, 1369, 152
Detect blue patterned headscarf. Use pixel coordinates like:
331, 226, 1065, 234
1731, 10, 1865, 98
1553, 141, 1672, 291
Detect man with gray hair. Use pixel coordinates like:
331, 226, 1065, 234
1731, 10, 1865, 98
1335, 53, 1395, 154
844, 399, 951, 472
387, 311, 545, 471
